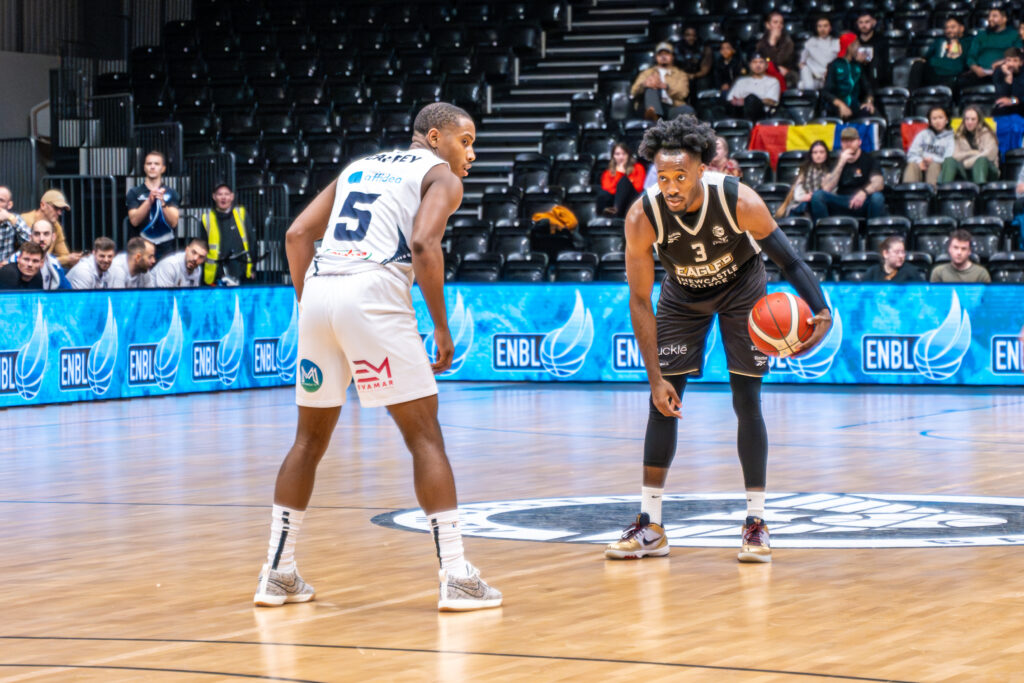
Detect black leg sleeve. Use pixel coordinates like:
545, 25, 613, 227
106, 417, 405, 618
643, 374, 688, 469
730, 373, 767, 490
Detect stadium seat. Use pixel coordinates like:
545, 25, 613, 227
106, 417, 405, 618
887, 183, 936, 222
554, 261, 597, 282
979, 182, 1017, 223
908, 85, 953, 119
256, 111, 295, 136
491, 225, 532, 260
290, 81, 327, 106
553, 157, 595, 191
713, 119, 753, 156
405, 76, 444, 105
695, 89, 723, 122
961, 84, 997, 110
398, 51, 436, 77
960, 216, 1006, 260
343, 135, 380, 159
781, 89, 819, 124
839, 251, 882, 282
570, 92, 607, 130
444, 75, 485, 115
804, 251, 835, 281
871, 148, 907, 186
481, 187, 522, 224
580, 129, 618, 162
512, 153, 551, 190
876, 87, 910, 125
224, 137, 261, 166
264, 139, 307, 165
756, 183, 790, 216
584, 218, 626, 256
272, 165, 312, 197
905, 250, 933, 270
566, 187, 600, 228
777, 216, 812, 255
438, 49, 474, 76
987, 251, 1024, 283
476, 47, 515, 81
911, 216, 957, 257
451, 224, 492, 259
621, 120, 653, 157
935, 182, 979, 221
864, 216, 911, 252
457, 253, 503, 282
503, 258, 547, 282
339, 107, 376, 134
813, 217, 860, 257
1003, 148, 1024, 183
735, 150, 771, 186
775, 150, 808, 185
597, 252, 628, 282
521, 187, 566, 223
307, 137, 343, 165
541, 122, 580, 160
378, 107, 414, 135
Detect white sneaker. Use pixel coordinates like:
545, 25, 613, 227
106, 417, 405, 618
438, 562, 502, 612
254, 564, 316, 606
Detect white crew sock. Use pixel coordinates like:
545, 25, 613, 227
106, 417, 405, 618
266, 504, 305, 573
746, 491, 766, 520
430, 509, 469, 578
641, 486, 664, 525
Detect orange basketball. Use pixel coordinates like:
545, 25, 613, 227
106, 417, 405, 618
747, 292, 814, 357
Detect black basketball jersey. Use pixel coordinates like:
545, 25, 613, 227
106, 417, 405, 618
641, 172, 760, 292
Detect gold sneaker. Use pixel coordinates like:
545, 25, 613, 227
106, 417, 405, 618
605, 512, 670, 559
738, 516, 772, 563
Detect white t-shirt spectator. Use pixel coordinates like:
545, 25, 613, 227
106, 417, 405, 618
108, 253, 153, 289
728, 75, 780, 103
151, 250, 202, 287
67, 254, 112, 289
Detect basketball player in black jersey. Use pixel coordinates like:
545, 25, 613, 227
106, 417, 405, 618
605, 115, 832, 563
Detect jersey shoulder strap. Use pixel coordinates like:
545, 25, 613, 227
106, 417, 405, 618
640, 184, 665, 243
713, 174, 743, 234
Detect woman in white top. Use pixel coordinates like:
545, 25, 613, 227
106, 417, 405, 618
903, 107, 954, 187
798, 17, 840, 89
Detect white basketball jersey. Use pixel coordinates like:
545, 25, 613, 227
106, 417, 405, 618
309, 148, 448, 284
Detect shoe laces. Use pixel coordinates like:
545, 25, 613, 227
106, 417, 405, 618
744, 517, 767, 544
619, 513, 650, 541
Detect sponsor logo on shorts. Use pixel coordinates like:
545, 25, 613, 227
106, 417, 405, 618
353, 358, 394, 391
658, 343, 687, 357
374, 493, 1024, 548
299, 359, 323, 392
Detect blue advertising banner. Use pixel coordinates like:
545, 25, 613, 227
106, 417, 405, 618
1, 282, 1022, 407
0, 288, 297, 408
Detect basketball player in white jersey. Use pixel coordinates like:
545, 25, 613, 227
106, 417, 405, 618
605, 115, 832, 563
254, 103, 501, 611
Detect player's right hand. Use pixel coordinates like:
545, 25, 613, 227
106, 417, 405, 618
431, 327, 454, 374
651, 378, 682, 419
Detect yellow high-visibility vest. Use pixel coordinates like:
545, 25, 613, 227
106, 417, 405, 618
201, 207, 251, 284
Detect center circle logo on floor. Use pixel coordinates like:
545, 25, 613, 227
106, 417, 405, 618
371, 493, 1024, 548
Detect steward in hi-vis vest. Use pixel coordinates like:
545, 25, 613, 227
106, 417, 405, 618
202, 183, 253, 284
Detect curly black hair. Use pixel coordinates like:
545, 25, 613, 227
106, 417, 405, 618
638, 114, 716, 165
413, 102, 472, 135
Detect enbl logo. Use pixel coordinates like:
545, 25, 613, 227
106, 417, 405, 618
862, 292, 971, 380
254, 301, 299, 381
424, 292, 473, 376
493, 290, 594, 378
192, 296, 245, 385
6, 303, 48, 400
991, 335, 1023, 375
128, 299, 183, 389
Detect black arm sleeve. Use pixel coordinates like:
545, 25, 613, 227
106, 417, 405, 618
757, 229, 829, 314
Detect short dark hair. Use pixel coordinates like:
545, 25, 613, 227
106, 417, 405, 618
144, 149, 167, 166
126, 236, 152, 255
188, 238, 209, 250
93, 236, 115, 252
949, 229, 973, 244
413, 102, 472, 135
213, 183, 232, 193
638, 114, 716, 164
20, 241, 43, 256
857, 10, 876, 19
945, 15, 964, 25
1005, 47, 1023, 59
990, 6, 1008, 17
879, 235, 905, 254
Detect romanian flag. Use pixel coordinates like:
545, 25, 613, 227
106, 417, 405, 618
750, 122, 881, 168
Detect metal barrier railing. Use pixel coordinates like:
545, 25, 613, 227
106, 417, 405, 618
93, 93, 134, 146
41, 175, 119, 252
184, 152, 236, 207
256, 216, 290, 284
236, 184, 291, 231
0, 138, 38, 210
133, 122, 184, 176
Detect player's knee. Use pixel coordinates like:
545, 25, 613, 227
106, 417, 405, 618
729, 375, 763, 418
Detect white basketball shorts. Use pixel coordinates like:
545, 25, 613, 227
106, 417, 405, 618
294, 270, 438, 408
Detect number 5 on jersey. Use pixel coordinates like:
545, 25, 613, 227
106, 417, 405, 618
333, 191, 381, 241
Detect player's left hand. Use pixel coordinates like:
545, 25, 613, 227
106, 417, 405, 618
431, 327, 454, 374
791, 308, 833, 356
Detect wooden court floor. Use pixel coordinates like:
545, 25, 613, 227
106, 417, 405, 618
2, 381, 1024, 682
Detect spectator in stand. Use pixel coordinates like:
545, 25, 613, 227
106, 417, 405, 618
0, 185, 30, 262
631, 42, 694, 122
778, 140, 831, 217
20, 189, 81, 269
677, 27, 713, 95
960, 7, 1021, 90
822, 34, 876, 119
930, 229, 992, 283
108, 236, 156, 289
756, 11, 797, 87
993, 47, 1024, 115
713, 39, 746, 92
5, 219, 71, 290
810, 126, 887, 220
864, 236, 924, 282
127, 150, 180, 260
939, 105, 999, 184
799, 16, 840, 89
924, 16, 971, 89
202, 183, 255, 285
708, 136, 741, 177
151, 238, 209, 288
903, 107, 954, 187
855, 10, 890, 86
67, 237, 116, 289
726, 53, 780, 121
598, 143, 646, 217
0, 241, 44, 290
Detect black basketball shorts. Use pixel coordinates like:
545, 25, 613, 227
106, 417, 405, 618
655, 257, 770, 377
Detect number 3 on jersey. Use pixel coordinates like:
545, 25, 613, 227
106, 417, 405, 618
333, 191, 381, 241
